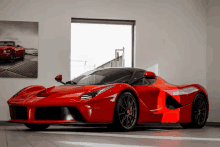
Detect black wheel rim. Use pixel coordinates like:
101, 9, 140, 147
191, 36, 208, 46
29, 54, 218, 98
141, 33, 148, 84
194, 96, 207, 125
117, 94, 137, 129
10, 54, 15, 62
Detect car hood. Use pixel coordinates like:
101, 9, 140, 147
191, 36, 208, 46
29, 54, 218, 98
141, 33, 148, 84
0, 46, 12, 50
9, 85, 108, 106
43, 85, 105, 96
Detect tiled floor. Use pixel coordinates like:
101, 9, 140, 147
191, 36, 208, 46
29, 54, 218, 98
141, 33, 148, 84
1, 123, 220, 147
0, 55, 37, 78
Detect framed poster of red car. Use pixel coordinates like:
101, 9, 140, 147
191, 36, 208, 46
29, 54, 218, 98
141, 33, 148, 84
0, 20, 38, 78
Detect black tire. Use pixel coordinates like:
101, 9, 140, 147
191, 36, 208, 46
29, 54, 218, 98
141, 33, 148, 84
24, 123, 50, 130
21, 50, 25, 60
9, 51, 15, 63
112, 92, 138, 131
180, 93, 208, 129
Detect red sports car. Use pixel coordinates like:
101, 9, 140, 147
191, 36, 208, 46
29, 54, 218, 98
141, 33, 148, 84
0, 41, 25, 62
7, 68, 209, 131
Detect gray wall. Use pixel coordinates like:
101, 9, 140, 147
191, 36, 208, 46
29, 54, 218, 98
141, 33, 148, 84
135, 0, 206, 88
0, 0, 215, 121
206, 0, 220, 122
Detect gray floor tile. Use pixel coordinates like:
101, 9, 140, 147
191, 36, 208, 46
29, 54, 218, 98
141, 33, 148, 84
2, 124, 220, 147
5, 126, 33, 147
0, 126, 8, 147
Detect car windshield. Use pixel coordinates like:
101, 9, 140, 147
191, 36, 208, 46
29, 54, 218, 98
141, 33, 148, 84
70, 68, 134, 85
0, 41, 15, 47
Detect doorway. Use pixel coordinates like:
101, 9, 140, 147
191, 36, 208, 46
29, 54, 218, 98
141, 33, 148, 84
71, 18, 135, 79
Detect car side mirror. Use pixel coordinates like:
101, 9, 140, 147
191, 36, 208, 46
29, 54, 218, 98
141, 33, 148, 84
144, 71, 156, 79
55, 74, 65, 84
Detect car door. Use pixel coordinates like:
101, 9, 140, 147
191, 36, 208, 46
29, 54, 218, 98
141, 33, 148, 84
132, 78, 160, 111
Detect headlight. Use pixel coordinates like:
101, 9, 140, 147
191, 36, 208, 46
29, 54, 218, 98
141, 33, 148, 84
81, 85, 115, 99
3, 49, 10, 53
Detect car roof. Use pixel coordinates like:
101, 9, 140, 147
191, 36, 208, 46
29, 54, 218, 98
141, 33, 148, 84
94, 67, 146, 72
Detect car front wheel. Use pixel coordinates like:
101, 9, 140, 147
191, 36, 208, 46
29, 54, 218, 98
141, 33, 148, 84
112, 92, 138, 131
9, 51, 15, 63
24, 123, 50, 130
21, 50, 25, 60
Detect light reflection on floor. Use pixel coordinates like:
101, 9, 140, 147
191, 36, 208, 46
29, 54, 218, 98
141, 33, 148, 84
57, 141, 156, 147
2, 124, 220, 147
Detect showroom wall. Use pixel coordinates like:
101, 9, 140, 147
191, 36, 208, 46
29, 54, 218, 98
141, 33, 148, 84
206, 0, 220, 122
0, 0, 212, 121
135, 0, 207, 87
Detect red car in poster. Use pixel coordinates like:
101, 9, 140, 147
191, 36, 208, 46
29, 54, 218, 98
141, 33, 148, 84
0, 41, 25, 62
7, 68, 209, 131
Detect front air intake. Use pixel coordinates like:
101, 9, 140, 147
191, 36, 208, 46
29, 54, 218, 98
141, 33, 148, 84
35, 107, 62, 120
10, 106, 28, 120
35, 107, 85, 122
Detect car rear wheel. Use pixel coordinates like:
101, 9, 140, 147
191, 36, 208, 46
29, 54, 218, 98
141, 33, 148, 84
110, 92, 138, 131
180, 93, 208, 129
24, 123, 50, 130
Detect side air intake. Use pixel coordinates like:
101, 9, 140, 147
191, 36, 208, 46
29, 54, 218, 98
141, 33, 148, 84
166, 95, 182, 110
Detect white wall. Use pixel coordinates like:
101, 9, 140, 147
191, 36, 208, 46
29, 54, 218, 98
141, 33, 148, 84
146, 64, 159, 76
206, 0, 220, 122
0, 0, 210, 121
135, 0, 207, 87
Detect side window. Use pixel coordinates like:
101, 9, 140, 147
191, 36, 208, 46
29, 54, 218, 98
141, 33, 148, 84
143, 78, 151, 85
132, 78, 150, 86
129, 71, 145, 84
132, 78, 144, 86
147, 76, 157, 84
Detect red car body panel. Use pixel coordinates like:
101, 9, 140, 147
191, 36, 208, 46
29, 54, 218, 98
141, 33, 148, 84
0, 41, 25, 60
7, 70, 209, 125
